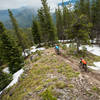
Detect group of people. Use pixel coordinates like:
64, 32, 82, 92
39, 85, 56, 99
55, 45, 88, 72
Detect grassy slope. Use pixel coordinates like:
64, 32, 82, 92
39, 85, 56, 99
61, 44, 100, 66
1, 48, 100, 100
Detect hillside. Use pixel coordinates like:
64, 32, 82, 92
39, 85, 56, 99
1, 48, 100, 100
0, 7, 56, 29
0, 7, 37, 28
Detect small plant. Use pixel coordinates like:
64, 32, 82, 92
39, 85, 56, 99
82, 46, 87, 57
68, 43, 77, 55
35, 85, 43, 92
62, 44, 67, 50
92, 86, 100, 94
32, 56, 41, 62
55, 81, 66, 89
68, 84, 74, 88
41, 89, 57, 100
36, 50, 41, 56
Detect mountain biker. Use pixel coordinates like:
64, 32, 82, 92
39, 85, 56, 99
55, 45, 60, 55
80, 58, 87, 72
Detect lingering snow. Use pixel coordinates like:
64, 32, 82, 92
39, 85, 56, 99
3, 67, 10, 74
66, 43, 77, 48
58, 40, 70, 43
31, 46, 36, 49
0, 91, 2, 95
80, 45, 100, 56
82, 45, 100, 70
66, 43, 100, 57
90, 40, 96, 43
66, 44, 70, 47
88, 66, 99, 70
66, 43, 100, 70
0, 69, 24, 95
22, 52, 29, 57
65, 43, 100, 57
22, 46, 45, 57
88, 62, 100, 70
30, 47, 45, 53
6, 69, 24, 89
36, 47, 45, 51
30, 49, 37, 53
94, 62, 100, 67
85, 45, 100, 56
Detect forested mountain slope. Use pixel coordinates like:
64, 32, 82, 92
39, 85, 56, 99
0, 7, 37, 28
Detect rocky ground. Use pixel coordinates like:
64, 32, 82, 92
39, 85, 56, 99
1, 48, 100, 100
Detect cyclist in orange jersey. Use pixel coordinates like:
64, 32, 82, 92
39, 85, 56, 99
80, 58, 87, 72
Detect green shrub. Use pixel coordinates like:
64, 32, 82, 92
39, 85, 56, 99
68, 43, 77, 55
55, 81, 66, 89
41, 89, 57, 100
36, 50, 41, 56
0, 71, 12, 91
82, 46, 87, 57
62, 44, 67, 50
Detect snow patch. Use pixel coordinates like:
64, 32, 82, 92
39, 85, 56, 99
88, 62, 100, 70
0, 69, 24, 95
66, 43, 100, 70
6, 69, 24, 89
22, 46, 45, 57
0, 91, 2, 95
30, 47, 45, 53
58, 40, 70, 43
66, 44, 70, 47
3, 67, 10, 74
80, 45, 100, 70
36, 47, 45, 51
31, 46, 36, 49
81, 45, 100, 56
66, 43, 100, 56
66, 43, 77, 48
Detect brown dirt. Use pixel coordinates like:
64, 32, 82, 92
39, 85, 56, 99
49, 48, 100, 87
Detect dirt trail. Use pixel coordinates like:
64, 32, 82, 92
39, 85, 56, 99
60, 55, 100, 86
50, 48, 100, 87
40, 48, 100, 86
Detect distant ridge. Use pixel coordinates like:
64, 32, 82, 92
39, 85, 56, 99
0, 7, 37, 29
58, 0, 77, 6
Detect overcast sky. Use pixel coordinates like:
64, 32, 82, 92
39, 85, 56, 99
0, 0, 61, 10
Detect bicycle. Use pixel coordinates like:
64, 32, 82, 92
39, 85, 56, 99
79, 62, 88, 72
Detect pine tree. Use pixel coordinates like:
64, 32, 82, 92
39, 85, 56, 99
0, 40, 5, 65
56, 5, 73, 40
94, 0, 100, 44
91, 0, 96, 25
90, 0, 96, 42
0, 22, 24, 74
32, 19, 41, 45
8, 9, 29, 51
80, 0, 86, 14
95, 0, 100, 26
0, 68, 12, 91
74, 0, 88, 16
62, 6, 73, 40
38, 8, 48, 42
66, 15, 92, 52
38, 0, 58, 44
85, 0, 90, 19
55, 7, 63, 39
